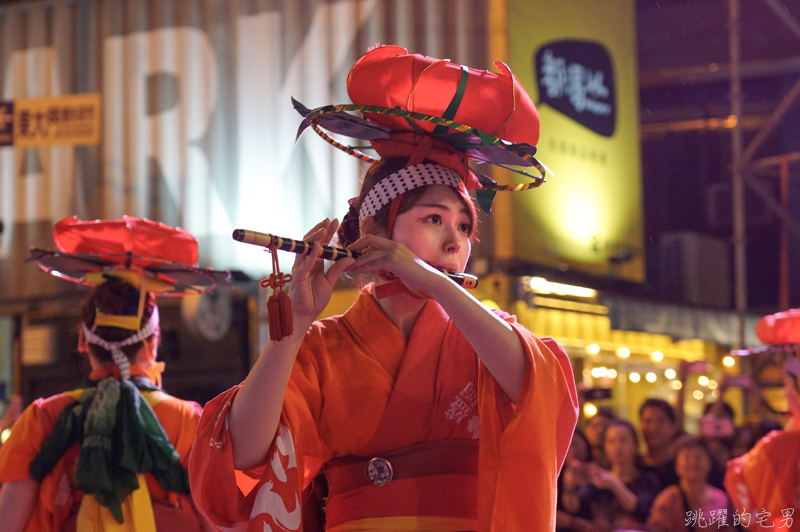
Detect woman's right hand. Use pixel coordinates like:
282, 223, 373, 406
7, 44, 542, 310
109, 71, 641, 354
587, 463, 619, 491
563, 460, 589, 492
288, 218, 355, 326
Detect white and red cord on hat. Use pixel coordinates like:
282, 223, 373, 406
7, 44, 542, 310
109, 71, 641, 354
82, 306, 160, 380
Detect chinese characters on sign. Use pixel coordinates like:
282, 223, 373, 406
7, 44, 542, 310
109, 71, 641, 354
534, 40, 616, 137
540, 49, 611, 116
686, 507, 793, 529
10, 93, 100, 147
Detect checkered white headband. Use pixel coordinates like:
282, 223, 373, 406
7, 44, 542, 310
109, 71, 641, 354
82, 306, 160, 381
358, 164, 464, 226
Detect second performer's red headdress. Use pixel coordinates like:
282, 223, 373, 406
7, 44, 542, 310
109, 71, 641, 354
29, 215, 228, 378
30, 215, 227, 297
753, 309, 800, 378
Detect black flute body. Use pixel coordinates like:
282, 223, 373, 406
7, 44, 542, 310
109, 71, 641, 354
232, 229, 478, 289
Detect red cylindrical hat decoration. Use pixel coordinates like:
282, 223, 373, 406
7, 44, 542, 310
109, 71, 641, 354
54, 215, 199, 268
346, 45, 540, 149
756, 309, 800, 345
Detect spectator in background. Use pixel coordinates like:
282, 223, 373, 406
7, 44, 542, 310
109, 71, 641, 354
730, 419, 782, 459
697, 400, 734, 490
584, 408, 615, 469
557, 430, 599, 532
640, 398, 680, 490
648, 436, 735, 532
699, 373, 782, 488
587, 420, 661, 531
711, 373, 787, 460
700, 399, 735, 445
671, 360, 728, 490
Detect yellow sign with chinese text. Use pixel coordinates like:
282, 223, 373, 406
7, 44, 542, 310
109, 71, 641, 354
12, 93, 101, 147
506, 0, 644, 282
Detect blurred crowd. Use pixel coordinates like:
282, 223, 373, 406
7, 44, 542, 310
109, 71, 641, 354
557, 360, 788, 532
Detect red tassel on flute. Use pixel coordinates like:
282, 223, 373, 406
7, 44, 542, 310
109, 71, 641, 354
267, 293, 283, 340
278, 290, 293, 337
261, 244, 293, 341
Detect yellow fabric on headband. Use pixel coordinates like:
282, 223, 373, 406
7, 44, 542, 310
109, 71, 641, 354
93, 311, 142, 331
84, 269, 166, 332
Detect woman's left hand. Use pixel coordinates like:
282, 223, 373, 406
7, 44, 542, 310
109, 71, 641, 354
346, 234, 446, 296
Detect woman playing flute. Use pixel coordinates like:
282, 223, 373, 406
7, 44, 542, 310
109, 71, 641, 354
189, 45, 578, 532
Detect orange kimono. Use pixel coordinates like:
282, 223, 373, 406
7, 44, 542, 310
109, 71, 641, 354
189, 287, 578, 531
725, 430, 800, 531
0, 367, 203, 532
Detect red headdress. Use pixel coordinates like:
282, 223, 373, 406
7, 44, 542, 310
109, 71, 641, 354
30, 215, 227, 297
29, 215, 228, 378
293, 45, 551, 215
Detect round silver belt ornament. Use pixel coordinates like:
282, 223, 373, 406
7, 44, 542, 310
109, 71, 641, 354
365, 457, 393, 486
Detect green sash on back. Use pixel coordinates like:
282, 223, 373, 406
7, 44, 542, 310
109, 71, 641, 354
29, 376, 190, 524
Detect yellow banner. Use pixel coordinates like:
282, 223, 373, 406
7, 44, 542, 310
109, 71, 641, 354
507, 0, 644, 282
12, 93, 101, 147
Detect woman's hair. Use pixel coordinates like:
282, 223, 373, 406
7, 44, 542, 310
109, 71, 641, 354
337, 157, 478, 247
639, 397, 675, 424
675, 435, 710, 459
81, 276, 157, 363
604, 419, 647, 471
594, 406, 617, 422
605, 419, 641, 450
703, 400, 735, 419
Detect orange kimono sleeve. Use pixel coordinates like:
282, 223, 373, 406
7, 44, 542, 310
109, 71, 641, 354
0, 394, 80, 532
0, 395, 75, 482
0, 404, 47, 483
477, 314, 579, 532
725, 430, 800, 531
189, 343, 329, 531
